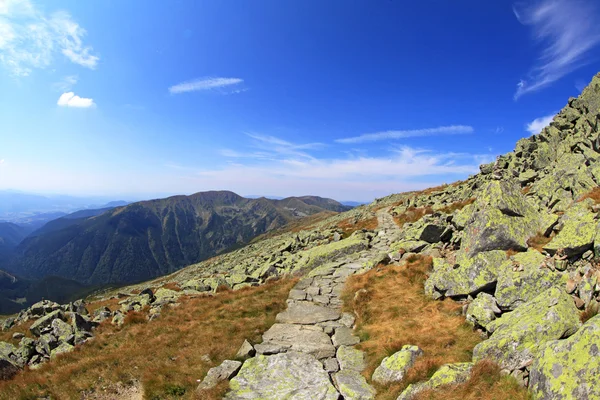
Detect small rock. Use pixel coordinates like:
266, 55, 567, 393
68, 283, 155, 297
12, 333, 24, 340
333, 370, 376, 400
372, 345, 423, 385
197, 360, 242, 390
332, 327, 360, 347
235, 340, 255, 360
323, 357, 339, 373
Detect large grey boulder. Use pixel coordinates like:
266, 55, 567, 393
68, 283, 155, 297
529, 314, 600, 400
372, 345, 423, 385
30, 310, 65, 336
495, 250, 566, 311
473, 287, 580, 371
543, 201, 597, 257
226, 352, 340, 399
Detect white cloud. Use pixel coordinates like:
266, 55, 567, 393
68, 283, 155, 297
335, 125, 474, 144
206, 134, 492, 201
169, 77, 244, 94
57, 91, 94, 108
0, 159, 4, 164
0, 0, 98, 76
526, 113, 555, 134
514, 0, 600, 99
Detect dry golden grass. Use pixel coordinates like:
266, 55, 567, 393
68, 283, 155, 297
342, 256, 483, 400
505, 249, 521, 258
438, 198, 475, 214
337, 216, 379, 236
580, 302, 600, 324
413, 360, 530, 400
521, 185, 532, 195
0, 319, 35, 343
0, 279, 296, 400
526, 232, 552, 253
578, 187, 600, 204
393, 206, 435, 228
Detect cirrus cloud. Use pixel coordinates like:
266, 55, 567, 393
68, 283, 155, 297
335, 125, 474, 144
168, 77, 245, 94
0, 0, 99, 77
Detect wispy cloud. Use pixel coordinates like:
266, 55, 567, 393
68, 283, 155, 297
53, 75, 78, 91
335, 125, 474, 144
513, 0, 600, 99
57, 91, 95, 108
526, 113, 555, 134
220, 133, 325, 161
0, 159, 4, 165
0, 0, 99, 76
168, 77, 244, 94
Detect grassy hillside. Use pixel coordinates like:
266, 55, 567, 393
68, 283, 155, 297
9, 191, 350, 288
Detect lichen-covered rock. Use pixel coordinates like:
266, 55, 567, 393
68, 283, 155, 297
425, 250, 505, 298
298, 234, 368, 270
397, 362, 473, 400
226, 352, 339, 399
466, 293, 500, 329
332, 327, 360, 347
372, 345, 423, 384
529, 314, 600, 400
473, 287, 580, 371
50, 342, 74, 358
544, 201, 597, 257
391, 240, 429, 254
460, 180, 554, 257
30, 310, 65, 337
337, 345, 367, 372
495, 250, 566, 310
332, 369, 376, 400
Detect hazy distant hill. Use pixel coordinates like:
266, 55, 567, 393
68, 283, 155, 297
9, 191, 351, 287
0, 223, 30, 263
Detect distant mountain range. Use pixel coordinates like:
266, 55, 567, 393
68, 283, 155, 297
4, 191, 351, 291
0, 190, 129, 224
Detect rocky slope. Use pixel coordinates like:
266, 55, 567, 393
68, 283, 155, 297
2, 74, 600, 399
7, 192, 350, 288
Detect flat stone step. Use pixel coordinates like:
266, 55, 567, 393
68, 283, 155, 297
276, 302, 341, 325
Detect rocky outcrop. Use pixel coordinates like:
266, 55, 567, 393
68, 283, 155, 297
372, 345, 423, 385
529, 314, 600, 400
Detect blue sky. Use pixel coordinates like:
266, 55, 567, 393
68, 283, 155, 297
1, 0, 600, 202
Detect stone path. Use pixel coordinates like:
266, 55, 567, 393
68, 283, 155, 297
225, 209, 401, 399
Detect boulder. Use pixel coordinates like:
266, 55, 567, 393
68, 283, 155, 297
473, 287, 580, 371
466, 293, 501, 329
544, 202, 597, 257
425, 251, 505, 298
372, 345, 423, 385
460, 180, 554, 257
226, 352, 340, 399
495, 250, 566, 310
332, 370, 376, 400
0, 357, 19, 380
30, 310, 65, 337
197, 359, 242, 390
29, 300, 61, 317
298, 234, 369, 270
50, 342, 74, 358
51, 318, 74, 345
397, 362, 473, 400
529, 314, 600, 400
